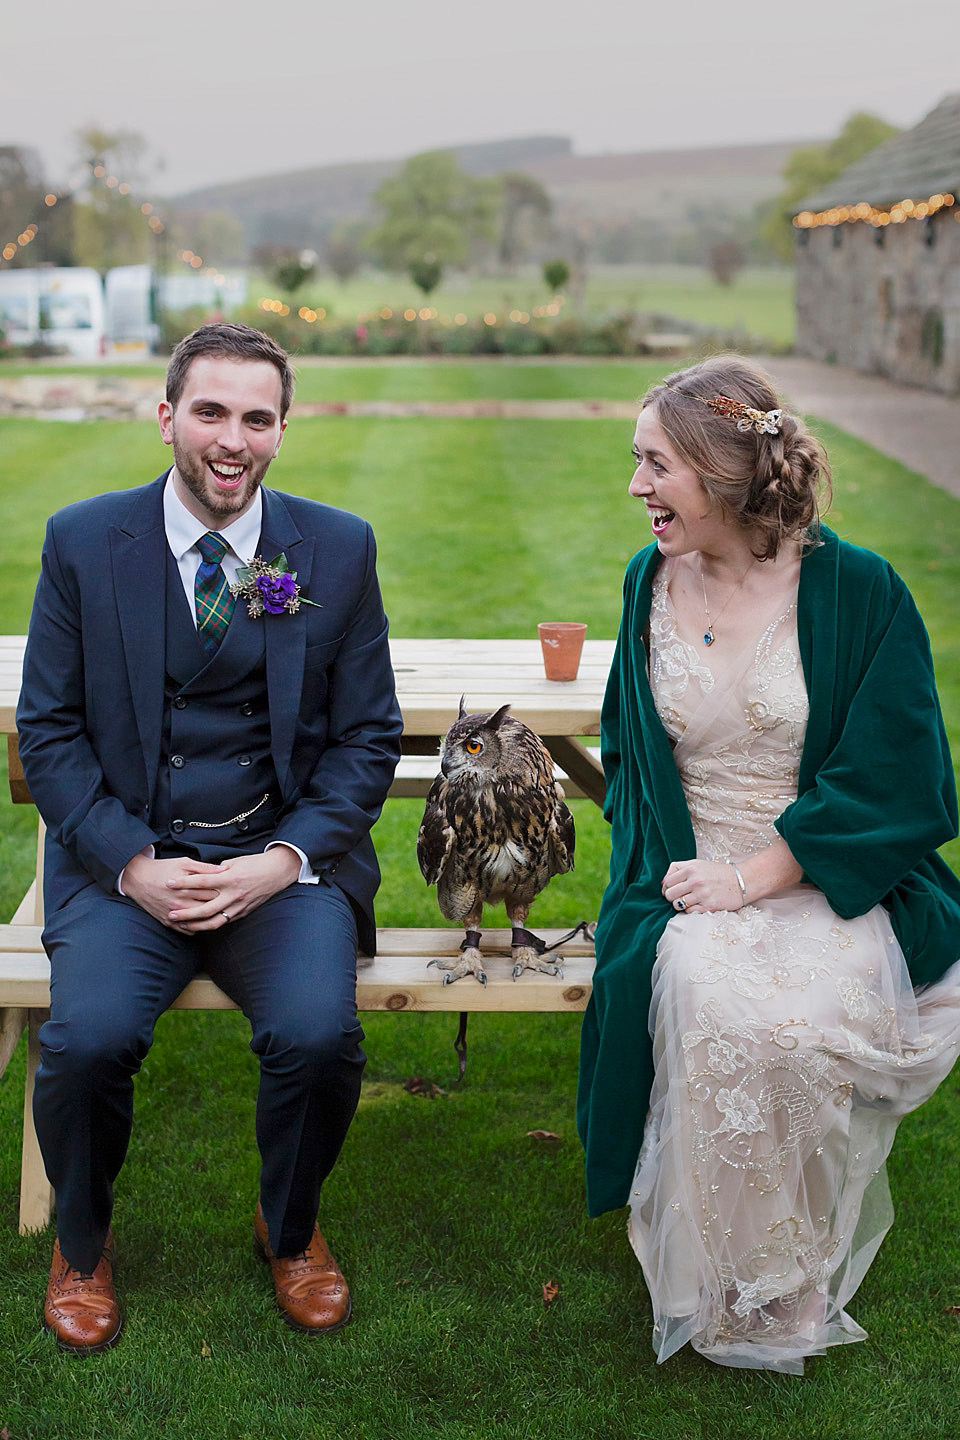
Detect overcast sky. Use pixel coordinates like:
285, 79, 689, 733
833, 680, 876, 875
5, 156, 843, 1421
5, 0, 959, 196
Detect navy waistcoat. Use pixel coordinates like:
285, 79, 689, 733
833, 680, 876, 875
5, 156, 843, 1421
152, 547, 281, 861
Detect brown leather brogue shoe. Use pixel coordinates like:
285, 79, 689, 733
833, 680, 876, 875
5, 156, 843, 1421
44, 1233, 122, 1354
254, 1202, 351, 1334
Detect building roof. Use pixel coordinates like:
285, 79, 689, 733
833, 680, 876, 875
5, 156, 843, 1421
799, 93, 960, 211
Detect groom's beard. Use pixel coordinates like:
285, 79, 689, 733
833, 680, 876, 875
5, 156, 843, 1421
171, 440, 272, 524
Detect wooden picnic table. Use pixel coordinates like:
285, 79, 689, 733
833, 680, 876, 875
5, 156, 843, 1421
0, 633, 614, 1233
1, 635, 615, 811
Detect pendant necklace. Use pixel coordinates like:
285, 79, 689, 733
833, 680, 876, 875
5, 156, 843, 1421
699, 555, 755, 646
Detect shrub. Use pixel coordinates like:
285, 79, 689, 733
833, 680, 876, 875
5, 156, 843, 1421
543, 259, 570, 292
149, 301, 770, 361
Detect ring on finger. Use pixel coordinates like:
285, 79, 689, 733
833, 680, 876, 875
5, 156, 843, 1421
221, 911, 231, 922
675, 897, 686, 912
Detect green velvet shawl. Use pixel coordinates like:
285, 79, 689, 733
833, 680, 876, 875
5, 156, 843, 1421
577, 526, 960, 1217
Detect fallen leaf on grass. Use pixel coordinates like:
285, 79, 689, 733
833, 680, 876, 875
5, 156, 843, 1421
2, 1427, 13, 1440
542, 1281, 560, 1307
200, 1338, 212, 1358
526, 1130, 562, 1142
403, 1076, 447, 1098
945, 1306, 960, 1317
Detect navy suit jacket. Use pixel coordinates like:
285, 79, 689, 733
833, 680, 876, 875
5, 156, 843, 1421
17, 474, 403, 955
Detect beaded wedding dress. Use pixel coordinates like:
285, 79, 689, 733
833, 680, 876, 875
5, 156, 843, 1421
629, 563, 960, 1373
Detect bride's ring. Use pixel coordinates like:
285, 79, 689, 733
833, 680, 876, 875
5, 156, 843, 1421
221, 911, 231, 923
675, 898, 686, 911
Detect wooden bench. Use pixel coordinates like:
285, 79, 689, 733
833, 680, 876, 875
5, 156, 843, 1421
0, 880, 594, 1235
9, 737, 597, 807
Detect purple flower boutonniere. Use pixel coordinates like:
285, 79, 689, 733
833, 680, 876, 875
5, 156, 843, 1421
230, 553, 321, 618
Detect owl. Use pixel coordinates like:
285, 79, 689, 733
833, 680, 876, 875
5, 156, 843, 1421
417, 698, 576, 984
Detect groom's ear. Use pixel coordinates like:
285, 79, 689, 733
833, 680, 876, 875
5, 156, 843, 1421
158, 399, 174, 446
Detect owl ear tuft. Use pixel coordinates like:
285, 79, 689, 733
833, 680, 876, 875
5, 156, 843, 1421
488, 703, 512, 730
458, 694, 468, 719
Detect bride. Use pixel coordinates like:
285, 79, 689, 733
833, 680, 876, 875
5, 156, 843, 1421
577, 355, 960, 1372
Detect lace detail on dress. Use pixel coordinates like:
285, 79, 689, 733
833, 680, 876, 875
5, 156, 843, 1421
649, 567, 808, 861
648, 579, 715, 738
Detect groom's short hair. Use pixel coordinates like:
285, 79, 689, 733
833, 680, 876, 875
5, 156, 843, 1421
166, 322, 295, 420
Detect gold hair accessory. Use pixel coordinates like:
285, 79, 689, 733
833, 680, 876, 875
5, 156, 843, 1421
700, 393, 783, 435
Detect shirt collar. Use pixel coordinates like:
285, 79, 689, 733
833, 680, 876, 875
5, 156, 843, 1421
163, 470, 263, 563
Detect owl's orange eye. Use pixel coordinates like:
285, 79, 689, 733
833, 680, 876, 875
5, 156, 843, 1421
466, 739, 483, 755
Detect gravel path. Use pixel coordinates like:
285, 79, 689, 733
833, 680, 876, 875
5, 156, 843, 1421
761, 356, 960, 502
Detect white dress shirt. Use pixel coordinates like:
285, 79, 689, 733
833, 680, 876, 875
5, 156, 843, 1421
163, 472, 263, 613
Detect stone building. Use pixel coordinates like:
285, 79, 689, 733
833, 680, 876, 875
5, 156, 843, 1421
793, 94, 960, 395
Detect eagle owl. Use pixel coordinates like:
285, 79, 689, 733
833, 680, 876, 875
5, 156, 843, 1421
417, 699, 576, 984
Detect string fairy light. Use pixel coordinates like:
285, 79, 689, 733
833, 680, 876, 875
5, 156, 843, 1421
253, 295, 566, 331
794, 191, 956, 230
1, 162, 170, 269
0, 162, 244, 285
4, 156, 577, 330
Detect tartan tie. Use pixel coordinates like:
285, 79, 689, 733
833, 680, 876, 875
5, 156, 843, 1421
194, 531, 234, 653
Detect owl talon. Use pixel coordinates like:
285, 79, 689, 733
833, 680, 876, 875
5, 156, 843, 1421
429, 947, 486, 984
511, 946, 564, 980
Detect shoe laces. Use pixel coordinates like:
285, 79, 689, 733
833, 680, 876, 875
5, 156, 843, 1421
57, 1261, 97, 1285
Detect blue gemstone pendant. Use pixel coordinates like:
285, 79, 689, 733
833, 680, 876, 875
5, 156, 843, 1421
703, 630, 715, 646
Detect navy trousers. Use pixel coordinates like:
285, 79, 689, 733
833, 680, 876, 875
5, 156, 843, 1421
35, 879, 364, 1274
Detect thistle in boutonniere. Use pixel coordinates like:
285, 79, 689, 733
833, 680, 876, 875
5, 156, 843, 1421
230, 553, 321, 618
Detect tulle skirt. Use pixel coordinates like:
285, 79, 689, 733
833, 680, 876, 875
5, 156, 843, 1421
628, 885, 960, 1373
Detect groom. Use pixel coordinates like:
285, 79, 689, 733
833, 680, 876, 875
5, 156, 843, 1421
16, 322, 402, 1351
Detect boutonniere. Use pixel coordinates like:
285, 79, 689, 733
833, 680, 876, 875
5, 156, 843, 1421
230, 553, 321, 618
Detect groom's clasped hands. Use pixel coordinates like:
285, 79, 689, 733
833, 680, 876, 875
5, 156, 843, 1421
122, 847, 302, 933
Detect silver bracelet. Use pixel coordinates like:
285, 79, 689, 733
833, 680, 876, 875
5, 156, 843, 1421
727, 861, 747, 904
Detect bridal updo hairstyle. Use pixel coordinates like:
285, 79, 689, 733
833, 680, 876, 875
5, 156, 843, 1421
642, 356, 832, 560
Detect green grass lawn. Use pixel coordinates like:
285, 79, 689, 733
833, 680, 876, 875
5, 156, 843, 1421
0, 357, 710, 405
1, 365, 958, 1439
291, 359, 670, 405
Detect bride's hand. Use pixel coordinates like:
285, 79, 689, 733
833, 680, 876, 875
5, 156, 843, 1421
662, 859, 743, 914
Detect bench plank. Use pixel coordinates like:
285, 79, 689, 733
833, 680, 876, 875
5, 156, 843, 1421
389, 755, 594, 800
21, 1012, 53, 1233
0, 1006, 26, 1072
0, 927, 594, 1013
7, 746, 599, 804
0, 919, 593, 1233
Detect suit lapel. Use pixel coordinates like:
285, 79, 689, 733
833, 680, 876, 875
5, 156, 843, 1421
259, 488, 311, 790
110, 477, 168, 791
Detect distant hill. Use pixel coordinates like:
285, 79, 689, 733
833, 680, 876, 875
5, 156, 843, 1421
169, 134, 810, 258
171, 137, 572, 251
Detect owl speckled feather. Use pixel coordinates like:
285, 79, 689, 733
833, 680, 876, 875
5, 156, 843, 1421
417, 699, 575, 983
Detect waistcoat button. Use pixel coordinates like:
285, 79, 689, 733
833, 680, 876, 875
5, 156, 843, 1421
238, 754, 252, 766
240, 702, 254, 716
171, 819, 185, 834
237, 819, 250, 832
170, 754, 185, 769
173, 696, 188, 709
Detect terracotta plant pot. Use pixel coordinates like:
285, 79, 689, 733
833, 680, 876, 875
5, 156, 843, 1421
538, 622, 587, 682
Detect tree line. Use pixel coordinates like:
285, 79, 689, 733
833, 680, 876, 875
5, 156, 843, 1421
1, 114, 899, 291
